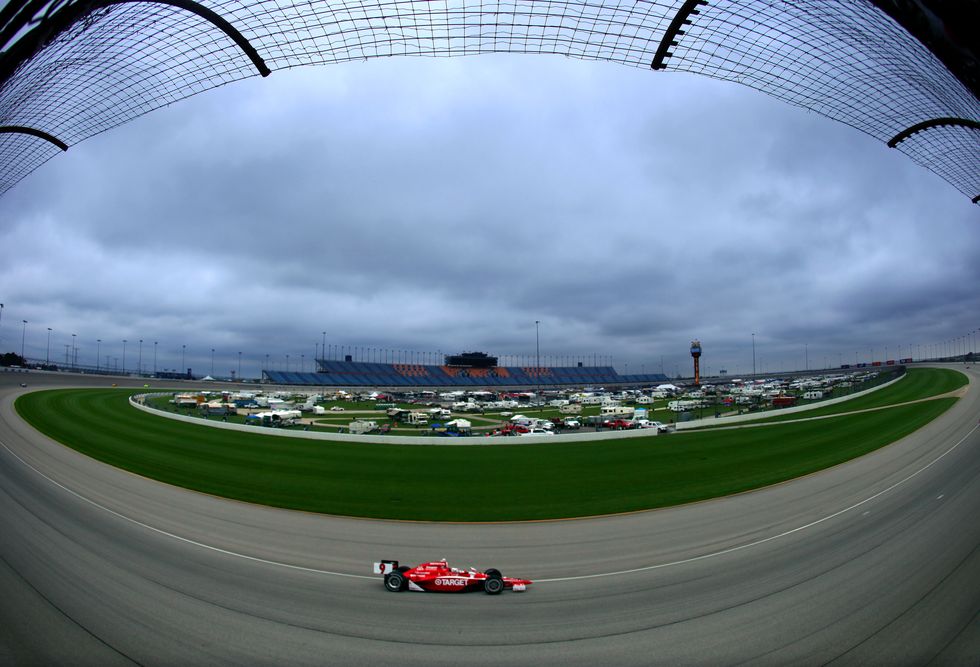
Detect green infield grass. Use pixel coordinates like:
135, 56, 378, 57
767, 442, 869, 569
15, 385, 959, 521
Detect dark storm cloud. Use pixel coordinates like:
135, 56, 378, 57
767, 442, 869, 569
0, 55, 976, 377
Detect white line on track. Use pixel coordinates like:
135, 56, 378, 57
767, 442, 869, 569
2, 422, 976, 585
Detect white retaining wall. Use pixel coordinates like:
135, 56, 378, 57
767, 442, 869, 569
130, 393, 661, 446
131, 371, 903, 443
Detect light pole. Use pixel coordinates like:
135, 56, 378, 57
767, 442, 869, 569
322, 331, 326, 364
751, 333, 756, 378
154, 341, 158, 375
535, 320, 540, 369
21, 320, 27, 359
96, 339, 101, 371
138, 339, 143, 376
804, 343, 808, 372
211, 348, 215, 376
46, 327, 51, 365
181, 344, 186, 374
71, 333, 76, 369
122, 339, 127, 374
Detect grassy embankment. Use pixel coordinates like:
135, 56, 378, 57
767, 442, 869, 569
15, 368, 963, 521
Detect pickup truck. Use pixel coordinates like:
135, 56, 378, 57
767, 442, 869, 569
634, 419, 669, 433
550, 418, 580, 430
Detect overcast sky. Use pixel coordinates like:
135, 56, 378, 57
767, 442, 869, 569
1, 55, 977, 379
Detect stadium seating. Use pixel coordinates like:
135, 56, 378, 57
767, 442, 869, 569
261, 360, 667, 388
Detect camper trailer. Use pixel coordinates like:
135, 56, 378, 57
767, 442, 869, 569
667, 400, 702, 412
349, 420, 379, 435
407, 411, 429, 425
600, 405, 635, 418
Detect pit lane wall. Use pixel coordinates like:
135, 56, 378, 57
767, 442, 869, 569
129, 393, 663, 445
672, 371, 905, 430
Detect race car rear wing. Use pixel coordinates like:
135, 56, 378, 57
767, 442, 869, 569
373, 560, 399, 575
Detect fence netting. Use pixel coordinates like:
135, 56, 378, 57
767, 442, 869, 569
1, 0, 977, 201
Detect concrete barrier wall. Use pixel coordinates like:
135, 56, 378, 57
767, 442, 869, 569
673, 372, 905, 430
129, 393, 661, 446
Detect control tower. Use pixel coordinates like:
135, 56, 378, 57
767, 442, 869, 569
690, 340, 702, 386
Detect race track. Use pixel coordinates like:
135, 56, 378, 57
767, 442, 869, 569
1, 368, 978, 665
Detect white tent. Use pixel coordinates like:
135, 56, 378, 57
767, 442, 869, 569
445, 419, 472, 429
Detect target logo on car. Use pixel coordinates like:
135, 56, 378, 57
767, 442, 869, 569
437, 577, 468, 587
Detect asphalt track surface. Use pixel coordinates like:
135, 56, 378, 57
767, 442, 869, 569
1, 368, 978, 666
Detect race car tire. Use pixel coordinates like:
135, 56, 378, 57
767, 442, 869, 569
484, 574, 504, 595
384, 571, 405, 592
396, 565, 410, 573
484, 568, 501, 579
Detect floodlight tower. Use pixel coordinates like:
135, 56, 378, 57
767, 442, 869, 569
690, 340, 702, 386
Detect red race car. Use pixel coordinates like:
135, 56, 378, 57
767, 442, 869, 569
374, 559, 531, 594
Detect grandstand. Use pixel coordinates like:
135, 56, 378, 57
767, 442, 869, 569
262, 359, 667, 388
